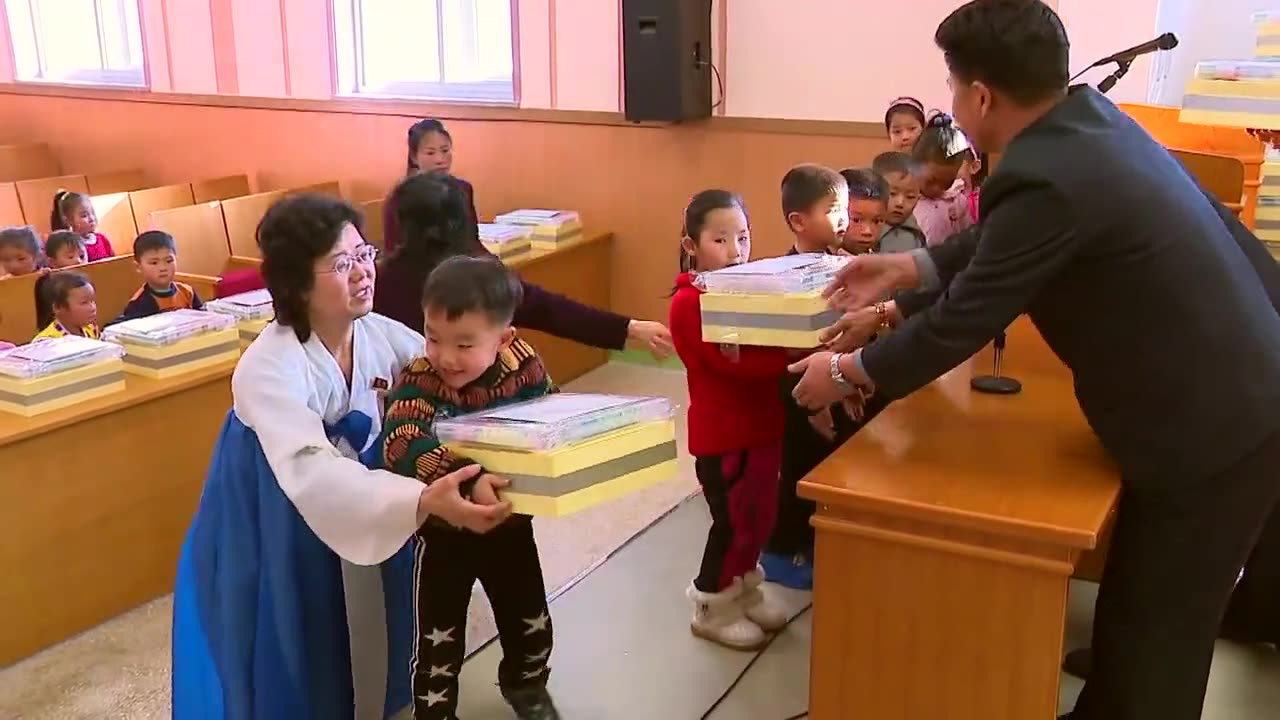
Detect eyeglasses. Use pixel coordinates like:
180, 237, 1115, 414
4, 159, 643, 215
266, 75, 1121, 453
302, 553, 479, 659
320, 245, 379, 275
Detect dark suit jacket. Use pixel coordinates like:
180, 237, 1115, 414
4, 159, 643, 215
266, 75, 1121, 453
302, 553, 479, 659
861, 86, 1280, 486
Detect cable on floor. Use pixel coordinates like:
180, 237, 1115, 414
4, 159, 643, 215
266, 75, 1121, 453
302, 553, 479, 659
697, 602, 814, 720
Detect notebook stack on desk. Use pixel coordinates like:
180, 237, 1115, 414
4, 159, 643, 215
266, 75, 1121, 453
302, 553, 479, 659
0, 336, 126, 416
698, 253, 846, 348
1256, 11, 1280, 59
479, 223, 534, 260
205, 289, 275, 347
436, 394, 677, 517
1180, 13, 1280, 130
493, 209, 583, 249
1261, 149, 1280, 259
103, 309, 240, 379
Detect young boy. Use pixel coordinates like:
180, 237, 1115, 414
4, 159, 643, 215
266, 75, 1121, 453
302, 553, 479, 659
781, 164, 848, 255
115, 231, 204, 323
45, 231, 88, 269
871, 152, 927, 254
0, 226, 42, 279
380, 255, 561, 720
838, 167, 889, 255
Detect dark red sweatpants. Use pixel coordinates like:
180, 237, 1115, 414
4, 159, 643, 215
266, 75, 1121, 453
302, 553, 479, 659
693, 444, 782, 592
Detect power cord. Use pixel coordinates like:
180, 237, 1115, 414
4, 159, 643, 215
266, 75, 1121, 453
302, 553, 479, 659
695, 60, 725, 110
698, 602, 814, 720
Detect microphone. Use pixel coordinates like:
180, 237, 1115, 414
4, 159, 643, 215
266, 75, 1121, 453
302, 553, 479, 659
1091, 33, 1179, 68
971, 331, 1023, 395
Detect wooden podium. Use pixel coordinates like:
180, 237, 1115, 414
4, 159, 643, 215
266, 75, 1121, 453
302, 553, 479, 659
799, 322, 1120, 719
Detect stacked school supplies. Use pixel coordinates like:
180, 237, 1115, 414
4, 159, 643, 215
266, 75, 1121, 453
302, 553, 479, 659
479, 223, 534, 260
1261, 149, 1280, 259
1257, 11, 1280, 59
435, 393, 677, 517
697, 253, 846, 348
0, 336, 126, 416
492, 209, 583, 249
103, 309, 239, 379
1180, 11, 1280, 130
205, 289, 275, 347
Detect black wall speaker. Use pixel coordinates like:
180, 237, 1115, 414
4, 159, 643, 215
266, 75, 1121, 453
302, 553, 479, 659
621, 0, 713, 123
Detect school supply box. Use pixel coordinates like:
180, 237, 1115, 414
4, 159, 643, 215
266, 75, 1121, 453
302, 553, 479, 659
205, 289, 275, 347
435, 394, 677, 517
698, 253, 846, 348
0, 336, 126, 416
492, 209, 583, 250
479, 223, 534, 260
102, 309, 240, 379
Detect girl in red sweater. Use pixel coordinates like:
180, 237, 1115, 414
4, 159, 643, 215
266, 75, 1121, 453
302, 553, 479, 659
51, 190, 114, 262
670, 190, 792, 651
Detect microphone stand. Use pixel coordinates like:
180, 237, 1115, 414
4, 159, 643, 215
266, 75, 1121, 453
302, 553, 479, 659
971, 332, 1023, 395
1097, 59, 1132, 96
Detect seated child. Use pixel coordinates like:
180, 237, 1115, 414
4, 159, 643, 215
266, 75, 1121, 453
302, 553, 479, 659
670, 190, 791, 651
45, 231, 88, 269
885, 96, 926, 153
837, 168, 888, 255
380, 255, 562, 720
34, 271, 100, 340
780, 164, 849, 255
114, 231, 204, 323
911, 113, 976, 246
51, 190, 114, 261
0, 225, 42, 279
871, 152, 926, 253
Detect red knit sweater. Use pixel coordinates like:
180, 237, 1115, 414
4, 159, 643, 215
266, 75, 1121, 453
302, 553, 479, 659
669, 272, 790, 457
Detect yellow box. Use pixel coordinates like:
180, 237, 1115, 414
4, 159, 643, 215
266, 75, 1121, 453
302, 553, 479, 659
115, 327, 241, 379
529, 221, 583, 250
237, 318, 270, 349
1180, 78, 1280, 130
700, 290, 839, 348
484, 238, 533, 260
445, 420, 678, 517
0, 358, 126, 417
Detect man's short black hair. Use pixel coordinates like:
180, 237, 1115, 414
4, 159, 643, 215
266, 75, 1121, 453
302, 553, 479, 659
935, 0, 1069, 105
781, 164, 847, 219
133, 230, 177, 259
422, 255, 524, 326
840, 168, 889, 203
872, 152, 912, 177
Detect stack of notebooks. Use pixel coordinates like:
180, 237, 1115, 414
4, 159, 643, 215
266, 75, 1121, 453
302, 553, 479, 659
493, 209, 583, 249
1257, 11, 1280, 60
103, 309, 240, 379
205, 289, 275, 347
1180, 12, 1280, 130
698, 253, 846, 348
479, 223, 534, 260
1261, 148, 1280, 259
436, 393, 677, 517
0, 336, 126, 416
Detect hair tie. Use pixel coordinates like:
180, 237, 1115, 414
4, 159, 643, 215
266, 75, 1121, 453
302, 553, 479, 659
927, 111, 954, 128
889, 96, 925, 113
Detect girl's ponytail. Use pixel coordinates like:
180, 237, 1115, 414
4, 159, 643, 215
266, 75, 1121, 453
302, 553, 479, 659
50, 189, 70, 232
913, 112, 973, 165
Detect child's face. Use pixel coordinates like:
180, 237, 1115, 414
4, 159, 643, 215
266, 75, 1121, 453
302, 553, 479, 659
0, 245, 38, 275
788, 191, 849, 252
414, 131, 454, 174
918, 161, 961, 200
68, 201, 98, 236
138, 248, 177, 289
57, 285, 98, 329
883, 171, 922, 225
49, 242, 88, 268
682, 206, 751, 273
888, 112, 923, 153
424, 307, 514, 389
841, 199, 886, 255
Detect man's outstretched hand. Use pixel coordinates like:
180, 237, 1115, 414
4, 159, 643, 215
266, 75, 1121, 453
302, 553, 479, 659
824, 253, 920, 311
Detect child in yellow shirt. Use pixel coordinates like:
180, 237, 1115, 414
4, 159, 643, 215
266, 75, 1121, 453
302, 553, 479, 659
34, 271, 100, 340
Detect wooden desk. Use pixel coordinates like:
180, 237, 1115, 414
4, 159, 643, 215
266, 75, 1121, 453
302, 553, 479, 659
800, 335, 1120, 720
0, 361, 234, 664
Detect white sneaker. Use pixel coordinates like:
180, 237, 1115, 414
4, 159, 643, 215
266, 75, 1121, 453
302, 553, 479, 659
740, 565, 790, 631
687, 579, 766, 651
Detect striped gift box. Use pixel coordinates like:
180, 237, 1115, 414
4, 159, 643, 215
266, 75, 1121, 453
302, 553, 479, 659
1180, 60, 1280, 130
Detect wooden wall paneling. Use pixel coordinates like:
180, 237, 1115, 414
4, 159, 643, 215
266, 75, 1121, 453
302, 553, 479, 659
92, 193, 140, 256
220, 190, 285, 258
130, 183, 197, 232
192, 174, 252, 203
85, 168, 148, 195
0, 183, 24, 226
150, 203, 231, 277
0, 143, 59, 183
17, 175, 90, 235
358, 198, 385, 250
291, 180, 342, 198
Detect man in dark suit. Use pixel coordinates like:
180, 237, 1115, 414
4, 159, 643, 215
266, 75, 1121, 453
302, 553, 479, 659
788, 1, 1280, 718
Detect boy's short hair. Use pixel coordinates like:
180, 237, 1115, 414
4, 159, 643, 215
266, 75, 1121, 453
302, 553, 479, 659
781, 164, 847, 219
872, 152, 912, 178
45, 230, 85, 259
0, 225, 41, 255
133, 230, 177, 259
421, 255, 524, 326
841, 168, 890, 203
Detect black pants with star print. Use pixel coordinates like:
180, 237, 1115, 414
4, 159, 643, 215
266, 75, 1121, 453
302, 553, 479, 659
411, 515, 552, 720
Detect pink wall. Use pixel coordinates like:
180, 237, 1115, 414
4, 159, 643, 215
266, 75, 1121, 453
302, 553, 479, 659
0, 0, 1166, 121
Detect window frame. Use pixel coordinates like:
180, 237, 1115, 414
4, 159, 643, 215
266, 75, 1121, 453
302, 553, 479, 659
4, 0, 148, 89
331, 0, 519, 105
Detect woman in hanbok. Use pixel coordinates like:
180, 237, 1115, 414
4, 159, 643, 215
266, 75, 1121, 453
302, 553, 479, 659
171, 194, 512, 720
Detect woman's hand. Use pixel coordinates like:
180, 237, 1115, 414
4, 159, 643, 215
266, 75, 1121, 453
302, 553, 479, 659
824, 254, 919, 311
417, 465, 512, 533
628, 320, 674, 360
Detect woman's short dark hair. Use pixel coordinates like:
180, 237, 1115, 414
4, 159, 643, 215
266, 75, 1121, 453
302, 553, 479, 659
257, 193, 365, 343
390, 171, 479, 272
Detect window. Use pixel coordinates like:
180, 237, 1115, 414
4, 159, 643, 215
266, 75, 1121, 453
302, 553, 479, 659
4, 0, 145, 87
333, 0, 515, 103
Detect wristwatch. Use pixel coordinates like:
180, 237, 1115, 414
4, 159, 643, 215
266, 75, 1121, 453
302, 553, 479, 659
829, 353, 855, 395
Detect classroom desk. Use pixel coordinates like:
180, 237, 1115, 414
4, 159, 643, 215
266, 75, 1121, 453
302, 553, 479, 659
799, 330, 1120, 720
0, 361, 234, 665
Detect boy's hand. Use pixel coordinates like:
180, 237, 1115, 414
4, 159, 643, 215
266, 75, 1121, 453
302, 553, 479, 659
808, 407, 836, 441
628, 320, 674, 360
417, 465, 512, 533
470, 473, 510, 506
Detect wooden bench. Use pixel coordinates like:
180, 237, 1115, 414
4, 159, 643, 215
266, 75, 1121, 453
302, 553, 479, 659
0, 256, 141, 343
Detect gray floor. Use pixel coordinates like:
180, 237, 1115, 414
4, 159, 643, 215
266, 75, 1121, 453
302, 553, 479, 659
458, 499, 1280, 720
